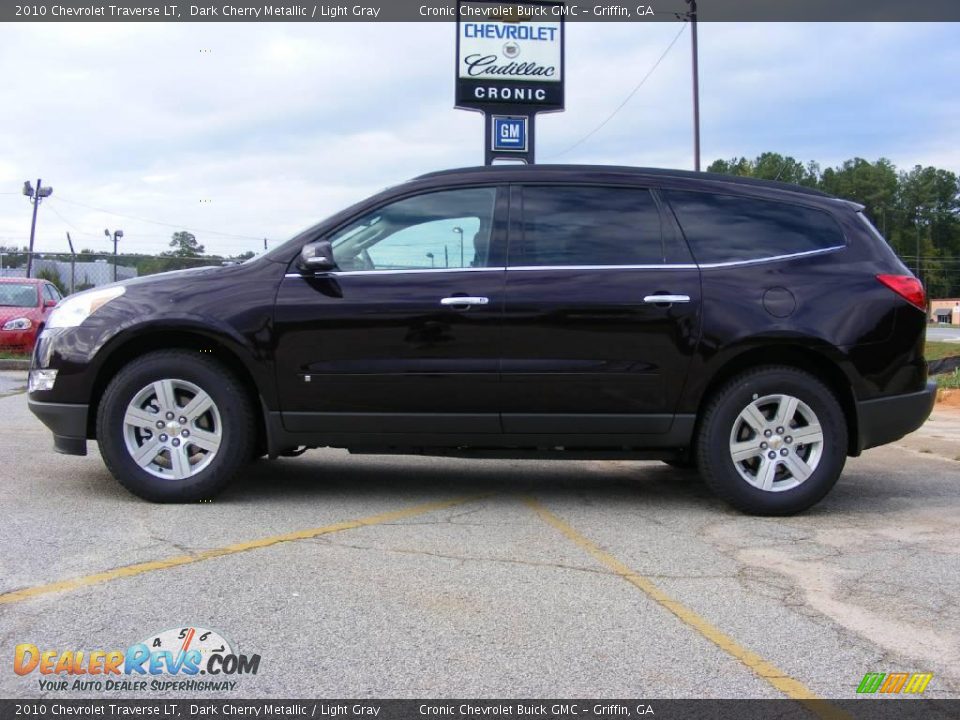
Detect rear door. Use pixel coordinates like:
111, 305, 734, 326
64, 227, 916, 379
500, 184, 701, 434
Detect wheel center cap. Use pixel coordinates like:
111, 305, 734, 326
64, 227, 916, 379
166, 421, 181, 435
769, 435, 784, 450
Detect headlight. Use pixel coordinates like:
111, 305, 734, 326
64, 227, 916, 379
47, 286, 126, 329
2, 317, 31, 331
29, 369, 58, 393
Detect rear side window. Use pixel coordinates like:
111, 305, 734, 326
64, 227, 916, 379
512, 186, 665, 266
663, 190, 845, 264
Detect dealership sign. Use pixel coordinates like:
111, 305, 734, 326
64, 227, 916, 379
456, 1, 565, 111
455, 1, 565, 163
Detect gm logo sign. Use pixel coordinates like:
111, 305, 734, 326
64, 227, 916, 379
492, 116, 527, 152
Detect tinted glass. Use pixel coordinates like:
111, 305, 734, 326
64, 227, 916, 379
664, 190, 844, 264
331, 188, 497, 271
513, 186, 664, 266
44, 284, 62, 303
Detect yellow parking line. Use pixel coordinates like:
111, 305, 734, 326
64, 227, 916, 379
0, 495, 485, 606
524, 498, 850, 720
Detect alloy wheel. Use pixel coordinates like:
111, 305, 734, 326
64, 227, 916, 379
728, 393, 824, 492
122, 378, 222, 480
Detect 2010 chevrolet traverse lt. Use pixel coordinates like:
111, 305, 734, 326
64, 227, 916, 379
27, 166, 936, 514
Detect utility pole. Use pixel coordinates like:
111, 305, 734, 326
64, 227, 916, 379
915, 211, 922, 287
104, 228, 123, 282
23, 178, 53, 278
263, 238, 268, 252
687, 0, 701, 171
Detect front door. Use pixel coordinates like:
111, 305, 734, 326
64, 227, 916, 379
500, 184, 701, 435
274, 186, 506, 435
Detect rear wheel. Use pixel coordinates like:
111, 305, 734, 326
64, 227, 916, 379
97, 350, 255, 502
697, 366, 847, 515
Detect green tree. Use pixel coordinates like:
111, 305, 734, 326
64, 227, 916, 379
168, 231, 205, 258
819, 158, 898, 233
707, 153, 960, 297
708, 153, 819, 187
0, 245, 29, 268
36, 266, 67, 295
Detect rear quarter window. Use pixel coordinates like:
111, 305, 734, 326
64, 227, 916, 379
663, 190, 845, 265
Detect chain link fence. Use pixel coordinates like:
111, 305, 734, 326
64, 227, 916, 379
0, 251, 247, 296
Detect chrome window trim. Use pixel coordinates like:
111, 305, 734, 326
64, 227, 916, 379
282, 245, 846, 279
284, 267, 505, 278
507, 264, 696, 271
696, 244, 846, 269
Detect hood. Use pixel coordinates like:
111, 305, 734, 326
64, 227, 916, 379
116, 264, 227, 289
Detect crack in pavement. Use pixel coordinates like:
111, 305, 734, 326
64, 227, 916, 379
307, 535, 737, 583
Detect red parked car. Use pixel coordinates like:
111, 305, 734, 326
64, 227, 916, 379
0, 277, 63, 353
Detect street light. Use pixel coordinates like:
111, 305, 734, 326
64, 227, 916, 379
23, 178, 53, 278
104, 228, 123, 282
452, 226, 464, 268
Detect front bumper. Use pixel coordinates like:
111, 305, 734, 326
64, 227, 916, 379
0, 328, 35, 351
856, 380, 937, 452
27, 399, 88, 456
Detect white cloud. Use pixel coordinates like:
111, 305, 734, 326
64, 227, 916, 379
0, 21, 956, 256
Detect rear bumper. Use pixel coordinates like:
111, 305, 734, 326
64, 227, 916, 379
856, 381, 936, 452
27, 399, 88, 456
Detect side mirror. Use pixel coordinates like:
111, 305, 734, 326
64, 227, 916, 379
44, 299, 57, 308
298, 240, 336, 272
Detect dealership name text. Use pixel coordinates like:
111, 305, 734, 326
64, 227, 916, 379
427, 4, 653, 17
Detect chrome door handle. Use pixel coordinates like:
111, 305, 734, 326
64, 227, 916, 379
642, 294, 691, 304
440, 296, 489, 307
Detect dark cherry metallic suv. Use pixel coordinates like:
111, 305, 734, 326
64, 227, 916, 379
27, 165, 935, 514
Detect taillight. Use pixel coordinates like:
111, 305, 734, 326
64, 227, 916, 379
876, 274, 926, 310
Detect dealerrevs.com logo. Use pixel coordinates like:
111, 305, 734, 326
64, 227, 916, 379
14, 626, 260, 692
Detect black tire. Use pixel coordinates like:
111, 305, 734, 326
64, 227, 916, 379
96, 350, 255, 502
696, 366, 847, 516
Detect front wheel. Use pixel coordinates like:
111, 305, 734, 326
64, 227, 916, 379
97, 350, 255, 502
696, 366, 847, 516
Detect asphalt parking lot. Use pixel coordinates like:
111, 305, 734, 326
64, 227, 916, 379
1, 371, 958, 707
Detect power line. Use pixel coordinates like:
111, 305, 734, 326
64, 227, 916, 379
44, 202, 88, 234
50, 197, 266, 241
548, 23, 687, 159
40, 203, 174, 242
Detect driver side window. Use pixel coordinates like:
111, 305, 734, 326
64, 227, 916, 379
331, 187, 497, 271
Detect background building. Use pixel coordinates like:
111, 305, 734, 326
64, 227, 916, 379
930, 298, 960, 326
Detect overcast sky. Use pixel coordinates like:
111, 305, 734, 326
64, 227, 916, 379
0, 21, 957, 257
